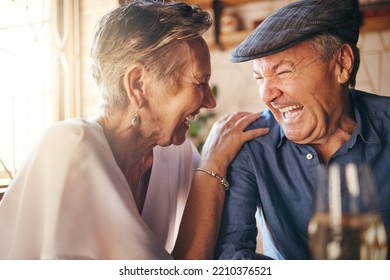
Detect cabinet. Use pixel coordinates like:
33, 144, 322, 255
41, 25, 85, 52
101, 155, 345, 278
186, 0, 390, 50
186, 0, 262, 9
186, 0, 264, 50
360, 4, 390, 32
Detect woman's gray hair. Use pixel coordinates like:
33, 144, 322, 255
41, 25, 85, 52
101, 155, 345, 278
308, 33, 360, 88
90, 0, 212, 115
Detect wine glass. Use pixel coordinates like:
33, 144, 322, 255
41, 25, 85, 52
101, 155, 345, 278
308, 163, 387, 259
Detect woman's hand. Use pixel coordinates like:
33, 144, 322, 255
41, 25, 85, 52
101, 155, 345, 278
172, 112, 268, 260
200, 112, 269, 172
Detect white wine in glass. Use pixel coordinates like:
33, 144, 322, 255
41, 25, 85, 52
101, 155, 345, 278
308, 163, 387, 259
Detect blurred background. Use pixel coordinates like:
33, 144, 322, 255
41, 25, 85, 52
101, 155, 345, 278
1, 0, 389, 184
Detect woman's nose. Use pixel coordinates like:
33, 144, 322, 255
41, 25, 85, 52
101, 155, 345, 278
202, 86, 217, 109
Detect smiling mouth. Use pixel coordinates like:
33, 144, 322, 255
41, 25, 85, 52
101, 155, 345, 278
184, 113, 197, 126
279, 105, 303, 119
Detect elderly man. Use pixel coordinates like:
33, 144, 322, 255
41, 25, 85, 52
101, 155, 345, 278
215, 0, 390, 259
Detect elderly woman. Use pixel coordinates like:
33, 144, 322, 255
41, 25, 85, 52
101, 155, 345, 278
0, 0, 268, 259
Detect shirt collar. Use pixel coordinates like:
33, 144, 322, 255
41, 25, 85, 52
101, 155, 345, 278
277, 127, 285, 148
347, 89, 381, 147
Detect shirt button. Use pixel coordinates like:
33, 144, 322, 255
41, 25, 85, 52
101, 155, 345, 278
306, 153, 313, 160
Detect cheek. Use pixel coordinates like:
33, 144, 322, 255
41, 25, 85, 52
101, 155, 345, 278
181, 90, 203, 112
258, 85, 265, 101
166, 97, 194, 126
163, 88, 204, 125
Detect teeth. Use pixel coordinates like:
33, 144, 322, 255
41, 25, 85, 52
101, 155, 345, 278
278, 105, 303, 119
279, 105, 303, 113
284, 111, 300, 118
185, 114, 197, 126
185, 114, 196, 122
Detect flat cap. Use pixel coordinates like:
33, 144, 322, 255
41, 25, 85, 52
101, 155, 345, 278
231, 0, 361, 63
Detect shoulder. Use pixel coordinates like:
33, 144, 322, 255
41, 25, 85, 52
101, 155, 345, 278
245, 109, 282, 148
352, 90, 390, 129
352, 90, 390, 115
44, 118, 102, 140
39, 118, 106, 155
230, 110, 282, 167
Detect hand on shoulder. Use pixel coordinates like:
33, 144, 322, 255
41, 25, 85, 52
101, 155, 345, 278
200, 112, 269, 173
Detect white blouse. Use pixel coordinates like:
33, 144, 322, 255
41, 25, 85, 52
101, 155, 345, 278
0, 118, 199, 259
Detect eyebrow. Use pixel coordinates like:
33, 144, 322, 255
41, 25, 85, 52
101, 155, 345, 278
188, 71, 211, 84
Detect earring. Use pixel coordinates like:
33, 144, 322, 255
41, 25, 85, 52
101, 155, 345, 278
131, 107, 140, 127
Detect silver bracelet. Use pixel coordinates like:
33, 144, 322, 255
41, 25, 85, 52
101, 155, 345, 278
196, 167, 229, 190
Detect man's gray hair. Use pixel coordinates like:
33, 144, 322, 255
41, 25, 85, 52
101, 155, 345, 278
308, 33, 360, 88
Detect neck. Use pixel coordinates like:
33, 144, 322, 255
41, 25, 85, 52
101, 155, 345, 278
313, 94, 356, 164
97, 111, 155, 168
312, 125, 355, 164
97, 112, 155, 213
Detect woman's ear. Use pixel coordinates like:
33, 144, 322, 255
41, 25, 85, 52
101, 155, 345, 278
337, 44, 354, 84
123, 63, 146, 107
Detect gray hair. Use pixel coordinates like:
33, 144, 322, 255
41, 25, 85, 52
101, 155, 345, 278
90, 0, 212, 115
308, 33, 360, 88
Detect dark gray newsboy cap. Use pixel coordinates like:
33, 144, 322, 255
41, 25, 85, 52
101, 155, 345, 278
231, 0, 362, 63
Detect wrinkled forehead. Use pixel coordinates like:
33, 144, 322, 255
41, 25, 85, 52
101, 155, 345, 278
252, 40, 316, 73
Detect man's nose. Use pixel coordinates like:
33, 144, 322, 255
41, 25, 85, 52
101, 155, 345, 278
260, 76, 281, 104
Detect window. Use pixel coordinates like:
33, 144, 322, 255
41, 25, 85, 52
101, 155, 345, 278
0, 0, 80, 183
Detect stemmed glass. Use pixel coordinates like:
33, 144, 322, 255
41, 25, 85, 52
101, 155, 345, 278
308, 163, 387, 259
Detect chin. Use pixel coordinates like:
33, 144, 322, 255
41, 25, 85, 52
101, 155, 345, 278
284, 131, 312, 144
158, 124, 188, 147
170, 124, 189, 146
157, 133, 186, 147
171, 135, 186, 146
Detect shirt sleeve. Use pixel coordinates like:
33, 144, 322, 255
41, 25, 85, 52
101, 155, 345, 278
215, 151, 272, 260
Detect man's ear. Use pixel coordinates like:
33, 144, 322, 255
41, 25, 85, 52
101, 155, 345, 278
337, 44, 354, 84
123, 63, 146, 107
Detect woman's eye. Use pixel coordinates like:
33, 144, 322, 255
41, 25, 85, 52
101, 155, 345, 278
193, 83, 203, 91
197, 81, 207, 88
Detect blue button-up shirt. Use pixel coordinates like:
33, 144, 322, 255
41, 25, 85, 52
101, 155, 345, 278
216, 90, 390, 259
